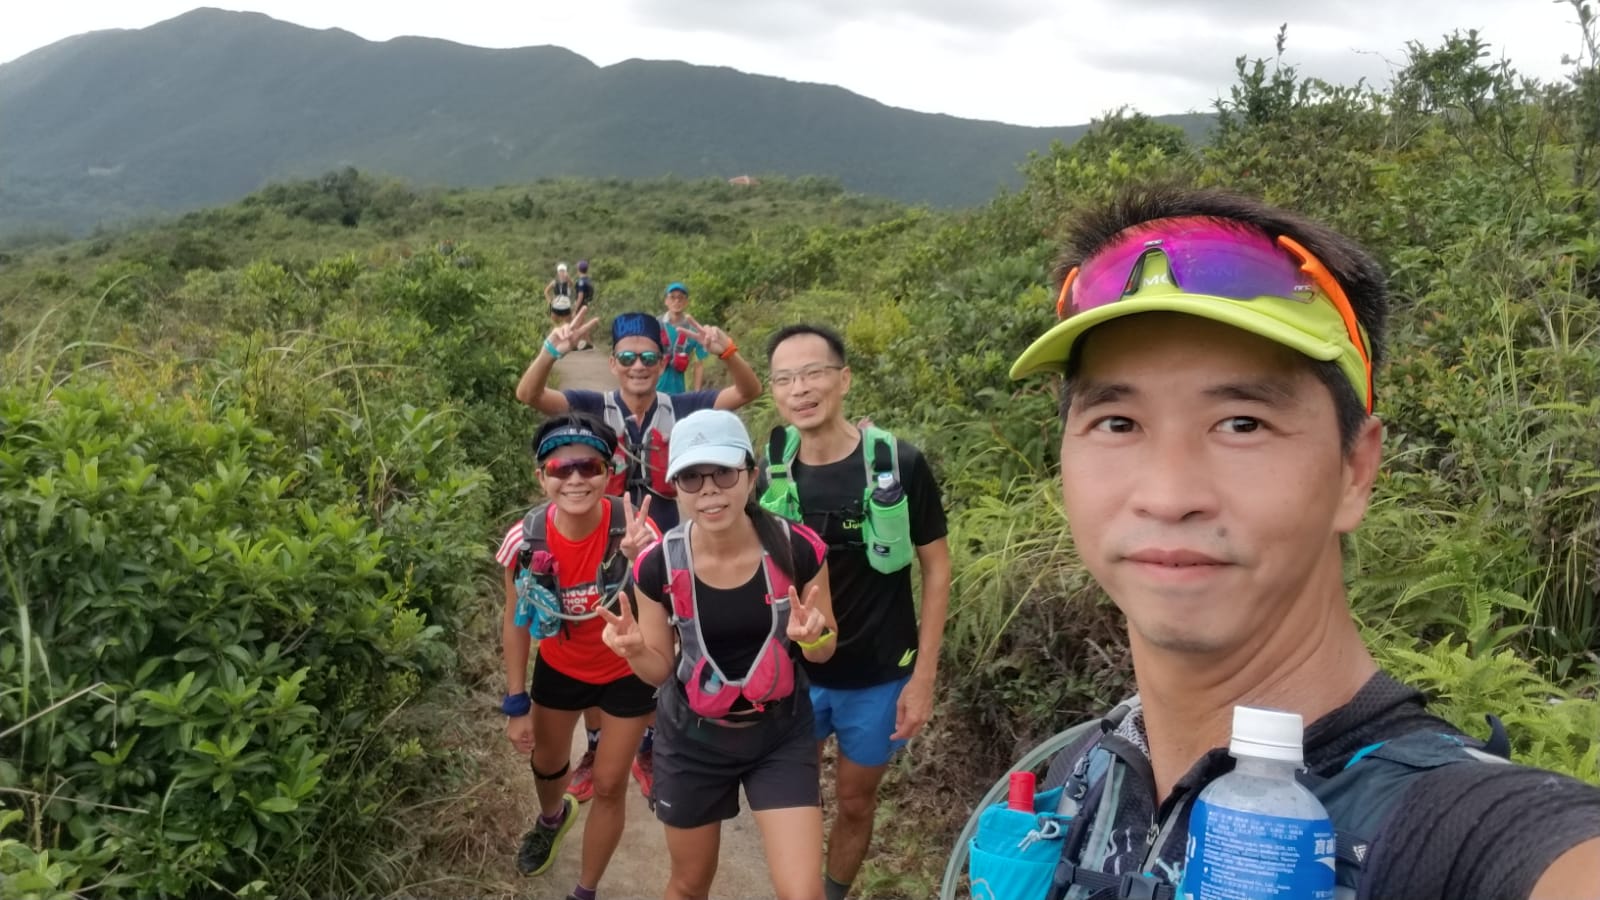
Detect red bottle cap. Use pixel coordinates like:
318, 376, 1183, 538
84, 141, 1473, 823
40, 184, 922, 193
1008, 771, 1036, 812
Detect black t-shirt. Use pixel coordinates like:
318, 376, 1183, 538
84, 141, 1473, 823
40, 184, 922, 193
575, 276, 594, 303
781, 434, 947, 689
1041, 672, 1600, 899
634, 523, 826, 710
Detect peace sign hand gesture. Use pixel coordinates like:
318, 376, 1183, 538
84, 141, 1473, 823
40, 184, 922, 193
548, 307, 600, 355
680, 321, 732, 357
597, 595, 646, 659
785, 584, 827, 646
619, 495, 655, 561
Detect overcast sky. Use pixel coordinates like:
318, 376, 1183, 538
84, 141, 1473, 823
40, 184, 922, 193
2, 1, 1586, 126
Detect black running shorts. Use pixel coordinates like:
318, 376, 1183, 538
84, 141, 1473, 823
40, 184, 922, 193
530, 654, 656, 718
650, 684, 821, 829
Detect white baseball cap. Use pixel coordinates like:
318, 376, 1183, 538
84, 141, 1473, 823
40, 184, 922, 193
666, 410, 754, 479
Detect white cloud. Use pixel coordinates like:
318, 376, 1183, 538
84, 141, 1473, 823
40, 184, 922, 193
0, 0, 1587, 127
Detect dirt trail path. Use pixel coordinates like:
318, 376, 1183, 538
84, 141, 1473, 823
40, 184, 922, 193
434, 344, 774, 900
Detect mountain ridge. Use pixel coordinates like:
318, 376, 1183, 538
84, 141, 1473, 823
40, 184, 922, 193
0, 7, 1213, 235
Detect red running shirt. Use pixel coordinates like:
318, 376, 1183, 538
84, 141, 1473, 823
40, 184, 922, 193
496, 500, 658, 684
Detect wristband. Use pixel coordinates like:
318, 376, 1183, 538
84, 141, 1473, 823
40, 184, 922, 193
718, 342, 738, 361
795, 629, 835, 652
501, 692, 531, 717
543, 340, 564, 360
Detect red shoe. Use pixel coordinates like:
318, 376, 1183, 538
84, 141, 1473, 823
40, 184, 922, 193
568, 749, 596, 803
630, 748, 654, 801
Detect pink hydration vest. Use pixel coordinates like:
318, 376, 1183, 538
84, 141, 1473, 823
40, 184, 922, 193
661, 521, 819, 719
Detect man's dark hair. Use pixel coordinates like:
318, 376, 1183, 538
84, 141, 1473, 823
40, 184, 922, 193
766, 324, 848, 365
1054, 185, 1389, 452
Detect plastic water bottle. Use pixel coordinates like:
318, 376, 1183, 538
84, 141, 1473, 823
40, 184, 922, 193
871, 470, 902, 505
1180, 707, 1335, 900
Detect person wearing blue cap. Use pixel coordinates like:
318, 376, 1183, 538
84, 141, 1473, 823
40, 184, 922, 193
517, 306, 761, 536
658, 282, 707, 394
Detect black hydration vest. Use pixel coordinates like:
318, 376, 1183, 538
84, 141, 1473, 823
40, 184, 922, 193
1026, 701, 1512, 900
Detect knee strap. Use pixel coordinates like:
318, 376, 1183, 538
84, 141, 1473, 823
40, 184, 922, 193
531, 759, 570, 781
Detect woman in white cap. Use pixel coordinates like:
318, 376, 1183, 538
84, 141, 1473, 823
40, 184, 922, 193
598, 409, 836, 900
546, 262, 575, 327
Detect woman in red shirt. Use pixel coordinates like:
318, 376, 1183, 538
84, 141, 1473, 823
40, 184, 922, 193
599, 409, 837, 900
496, 413, 659, 899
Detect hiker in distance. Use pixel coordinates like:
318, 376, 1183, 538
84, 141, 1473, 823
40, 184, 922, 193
657, 281, 708, 393
978, 184, 1600, 899
496, 414, 663, 900
546, 261, 576, 327
598, 409, 837, 900
759, 324, 951, 900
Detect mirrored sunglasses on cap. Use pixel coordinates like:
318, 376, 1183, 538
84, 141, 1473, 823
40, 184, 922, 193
1026, 217, 1374, 413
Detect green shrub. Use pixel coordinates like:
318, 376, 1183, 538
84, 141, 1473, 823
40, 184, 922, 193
0, 377, 486, 896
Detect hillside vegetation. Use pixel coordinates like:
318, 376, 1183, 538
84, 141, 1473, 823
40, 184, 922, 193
2, 17, 1599, 898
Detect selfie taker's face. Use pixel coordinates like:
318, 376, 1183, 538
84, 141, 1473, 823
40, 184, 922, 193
1057, 313, 1377, 659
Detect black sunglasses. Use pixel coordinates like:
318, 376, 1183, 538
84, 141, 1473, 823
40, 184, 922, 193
674, 466, 744, 493
614, 350, 663, 368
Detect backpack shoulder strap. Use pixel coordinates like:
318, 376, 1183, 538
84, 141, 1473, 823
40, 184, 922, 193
519, 503, 550, 563
601, 391, 626, 434
662, 523, 693, 623
604, 496, 629, 539
1307, 724, 1512, 892
652, 392, 677, 433
766, 426, 800, 473
761, 517, 796, 603
860, 424, 899, 482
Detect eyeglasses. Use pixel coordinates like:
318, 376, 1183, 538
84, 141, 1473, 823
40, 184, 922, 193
542, 457, 608, 480
674, 466, 744, 493
770, 364, 843, 389
614, 351, 663, 368
1056, 218, 1373, 412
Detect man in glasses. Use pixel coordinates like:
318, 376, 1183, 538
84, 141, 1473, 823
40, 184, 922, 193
761, 324, 951, 900
991, 186, 1600, 899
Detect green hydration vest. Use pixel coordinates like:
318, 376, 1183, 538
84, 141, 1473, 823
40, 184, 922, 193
759, 424, 914, 574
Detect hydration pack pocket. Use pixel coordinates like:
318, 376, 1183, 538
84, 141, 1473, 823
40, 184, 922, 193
968, 786, 1070, 900
514, 569, 564, 639
862, 491, 913, 574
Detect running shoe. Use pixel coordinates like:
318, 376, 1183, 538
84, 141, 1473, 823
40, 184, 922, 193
631, 748, 654, 802
568, 748, 597, 803
516, 794, 578, 876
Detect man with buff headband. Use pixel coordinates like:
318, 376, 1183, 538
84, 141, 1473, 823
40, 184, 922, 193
967, 186, 1600, 900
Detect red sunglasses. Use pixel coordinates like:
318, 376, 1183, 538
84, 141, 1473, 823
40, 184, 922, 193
543, 457, 608, 480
